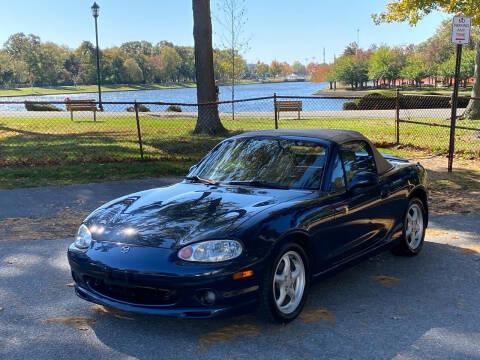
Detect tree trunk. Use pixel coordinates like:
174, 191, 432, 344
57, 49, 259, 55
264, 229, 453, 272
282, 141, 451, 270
464, 38, 480, 119
192, 0, 226, 134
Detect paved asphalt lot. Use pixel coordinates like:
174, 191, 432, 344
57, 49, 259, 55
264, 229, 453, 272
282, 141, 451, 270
1, 180, 480, 360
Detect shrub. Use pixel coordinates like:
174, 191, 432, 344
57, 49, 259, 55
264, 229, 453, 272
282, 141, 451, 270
356, 93, 395, 110
166, 105, 182, 112
349, 92, 470, 110
126, 104, 150, 112
342, 101, 358, 110
24, 101, 62, 111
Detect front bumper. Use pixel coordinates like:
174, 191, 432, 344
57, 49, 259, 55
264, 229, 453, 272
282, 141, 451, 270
68, 242, 262, 318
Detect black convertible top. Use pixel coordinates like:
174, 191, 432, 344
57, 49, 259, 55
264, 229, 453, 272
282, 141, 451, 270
236, 129, 393, 174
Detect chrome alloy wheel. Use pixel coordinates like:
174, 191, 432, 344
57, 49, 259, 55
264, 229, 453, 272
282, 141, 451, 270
273, 250, 306, 314
406, 203, 424, 250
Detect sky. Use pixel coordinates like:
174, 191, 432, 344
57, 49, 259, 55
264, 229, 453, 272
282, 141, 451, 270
0, 0, 451, 64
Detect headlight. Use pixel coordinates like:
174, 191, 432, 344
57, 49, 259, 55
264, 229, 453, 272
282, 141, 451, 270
74, 224, 92, 249
178, 240, 243, 262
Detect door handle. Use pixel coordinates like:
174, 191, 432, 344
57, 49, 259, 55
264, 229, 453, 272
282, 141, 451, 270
333, 204, 349, 214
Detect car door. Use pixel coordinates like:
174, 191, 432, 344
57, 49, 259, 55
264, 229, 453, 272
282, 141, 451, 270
327, 141, 384, 265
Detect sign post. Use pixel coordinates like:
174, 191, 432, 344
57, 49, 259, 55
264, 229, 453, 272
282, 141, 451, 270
448, 16, 471, 172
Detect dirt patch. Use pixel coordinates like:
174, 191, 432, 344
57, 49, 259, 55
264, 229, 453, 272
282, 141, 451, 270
299, 308, 335, 324
199, 324, 262, 351
44, 316, 97, 331
371, 275, 401, 286
0, 207, 89, 242
413, 156, 480, 214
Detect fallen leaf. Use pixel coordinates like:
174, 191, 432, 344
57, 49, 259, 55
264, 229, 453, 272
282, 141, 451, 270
299, 308, 335, 324
459, 246, 480, 255
425, 229, 447, 237
66, 283, 75, 287
371, 275, 401, 286
199, 324, 261, 351
44, 317, 97, 330
91, 304, 133, 320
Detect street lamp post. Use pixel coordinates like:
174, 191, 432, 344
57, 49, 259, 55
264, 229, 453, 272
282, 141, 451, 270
91, 2, 103, 111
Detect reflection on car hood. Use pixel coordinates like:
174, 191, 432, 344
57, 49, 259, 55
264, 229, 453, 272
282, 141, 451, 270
84, 182, 311, 248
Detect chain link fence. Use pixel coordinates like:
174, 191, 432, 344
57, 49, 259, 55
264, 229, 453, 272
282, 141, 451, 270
0, 94, 479, 168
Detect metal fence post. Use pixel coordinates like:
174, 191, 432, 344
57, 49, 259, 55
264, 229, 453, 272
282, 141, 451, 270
274, 93, 278, 129
134, 101, 144, 160
448, 44, 462, 173
395, 88, 400, 144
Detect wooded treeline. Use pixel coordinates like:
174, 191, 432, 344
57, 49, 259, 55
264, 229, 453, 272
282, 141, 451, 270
311, 20, 479, 89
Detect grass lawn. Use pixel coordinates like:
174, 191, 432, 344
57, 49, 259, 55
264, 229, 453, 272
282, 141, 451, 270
0, 112, 479, 189
0, 83, 196, 97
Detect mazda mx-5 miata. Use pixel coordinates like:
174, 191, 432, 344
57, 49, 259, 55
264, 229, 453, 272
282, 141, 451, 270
68, 129, 428, 323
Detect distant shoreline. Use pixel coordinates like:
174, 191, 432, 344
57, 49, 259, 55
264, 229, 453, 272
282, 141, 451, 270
0, 79, 309, 98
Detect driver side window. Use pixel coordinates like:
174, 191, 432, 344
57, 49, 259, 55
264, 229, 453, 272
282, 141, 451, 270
340, 141, 377, 185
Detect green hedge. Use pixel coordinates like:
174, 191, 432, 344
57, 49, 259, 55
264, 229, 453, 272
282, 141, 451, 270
342, 92, 470, 110
342, 101, 358, 110
24, 101, 62, 111
126, 104, 150, 112
166, 105, 182, 112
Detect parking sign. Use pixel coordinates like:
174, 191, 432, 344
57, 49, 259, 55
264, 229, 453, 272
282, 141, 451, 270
451, 16, 471, 44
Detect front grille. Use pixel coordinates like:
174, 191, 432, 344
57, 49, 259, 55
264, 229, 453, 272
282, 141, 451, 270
85, 276, 179, 306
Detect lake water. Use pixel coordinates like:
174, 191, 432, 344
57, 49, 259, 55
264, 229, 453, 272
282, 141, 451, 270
0, 81, 349, 112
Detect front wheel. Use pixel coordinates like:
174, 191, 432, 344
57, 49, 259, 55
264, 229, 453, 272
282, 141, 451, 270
257, 243, 309, 323
391, 198, 426, 256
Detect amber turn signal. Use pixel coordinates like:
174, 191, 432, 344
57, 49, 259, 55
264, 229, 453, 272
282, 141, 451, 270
233, 270, 254, 280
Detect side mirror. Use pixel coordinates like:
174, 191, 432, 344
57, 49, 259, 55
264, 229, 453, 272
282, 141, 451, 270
347, 171, 378, 192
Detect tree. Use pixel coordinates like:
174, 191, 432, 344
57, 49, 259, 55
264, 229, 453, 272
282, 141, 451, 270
122, 58, 143, 83
368, 47, 396, 86
280, 62, 292, 76
306, 62, 320, 75
192, 0, 226, 135
176, 46, 196, 82
310, 63, 332, 82
292, 61, 307, 76
160, 46, 182, 82
332, 55, 357, 89
400, 54, 426, 86
254, 61, 269, 78
214, 0, 249, 120
269, 60, 282, 78
373, 0, 480, 118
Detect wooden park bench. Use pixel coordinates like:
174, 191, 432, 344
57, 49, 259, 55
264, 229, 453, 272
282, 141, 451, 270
275, 100, 302, 120
66, 99, 98, 121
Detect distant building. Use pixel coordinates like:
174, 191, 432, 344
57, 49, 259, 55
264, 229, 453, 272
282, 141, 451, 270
286, 73, 306, 82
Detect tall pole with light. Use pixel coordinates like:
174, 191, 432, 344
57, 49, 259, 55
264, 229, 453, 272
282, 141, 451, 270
91, 2, 103, 111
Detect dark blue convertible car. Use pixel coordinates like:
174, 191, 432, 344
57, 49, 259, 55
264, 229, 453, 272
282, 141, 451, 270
68, 129, 428, 323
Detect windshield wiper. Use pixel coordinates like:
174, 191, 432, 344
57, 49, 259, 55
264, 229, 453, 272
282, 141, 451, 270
185, 175, 219, 185
225, 180, 289, 189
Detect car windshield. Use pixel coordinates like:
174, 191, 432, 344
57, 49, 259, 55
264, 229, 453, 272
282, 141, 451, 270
188, 137, 327, 190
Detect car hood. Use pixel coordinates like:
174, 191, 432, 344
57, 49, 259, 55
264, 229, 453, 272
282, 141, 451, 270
84, 182, 312, 249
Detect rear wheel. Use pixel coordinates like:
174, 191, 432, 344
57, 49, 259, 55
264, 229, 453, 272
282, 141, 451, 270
257, 243, 309, 323
391, 198, 426, 256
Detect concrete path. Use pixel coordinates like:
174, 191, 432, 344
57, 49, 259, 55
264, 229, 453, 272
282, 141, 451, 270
0, 180, 479, 360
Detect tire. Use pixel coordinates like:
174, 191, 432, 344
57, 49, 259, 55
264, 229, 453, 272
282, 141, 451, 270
257, 242, 310, 323
391, 198, 427, 257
